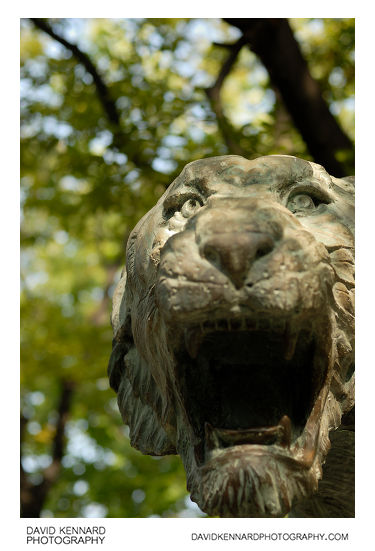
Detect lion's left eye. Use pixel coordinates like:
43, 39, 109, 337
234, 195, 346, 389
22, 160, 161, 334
181, 198, 202, 218
287, 193, 318, 213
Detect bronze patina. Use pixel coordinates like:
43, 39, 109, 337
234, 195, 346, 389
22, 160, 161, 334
108, 155, 354, 517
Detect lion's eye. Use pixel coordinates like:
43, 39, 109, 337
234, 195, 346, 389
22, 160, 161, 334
163, 194, 204, 221
287, 193, 320, 213
181, 198, 202, 218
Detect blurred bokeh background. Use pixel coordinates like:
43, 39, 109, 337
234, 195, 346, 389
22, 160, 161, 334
20, 18, 354, 518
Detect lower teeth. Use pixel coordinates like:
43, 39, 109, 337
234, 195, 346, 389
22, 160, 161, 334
205, 415, 292, 451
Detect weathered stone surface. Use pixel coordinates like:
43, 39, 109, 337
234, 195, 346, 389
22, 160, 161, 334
108, 155, 354, 517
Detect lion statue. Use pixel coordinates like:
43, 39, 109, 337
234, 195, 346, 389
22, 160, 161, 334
108, 155, 354, 518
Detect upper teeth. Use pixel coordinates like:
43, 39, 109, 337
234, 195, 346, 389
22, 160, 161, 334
197, 316, 287, 334
184, 316, 291, 360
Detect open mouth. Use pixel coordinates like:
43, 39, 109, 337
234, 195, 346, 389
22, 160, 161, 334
176, 315, 326, 465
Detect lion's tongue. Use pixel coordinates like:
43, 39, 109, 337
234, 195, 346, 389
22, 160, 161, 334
205, 415, 292, 450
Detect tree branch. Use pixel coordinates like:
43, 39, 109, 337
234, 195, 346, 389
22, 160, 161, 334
29, 18, 158, 169
20, 380, 74, 518
29, 18, 121, 129
223, 18, 354, 176
205, 37, 248, 156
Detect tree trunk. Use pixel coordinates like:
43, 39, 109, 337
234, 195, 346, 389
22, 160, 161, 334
224, 19, 354, 176
20, 380, 74, 517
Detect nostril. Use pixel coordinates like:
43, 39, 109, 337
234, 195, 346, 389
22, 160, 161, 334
203, 244, 220, 264
255, 243, 273, 259
254, 236, 274, 260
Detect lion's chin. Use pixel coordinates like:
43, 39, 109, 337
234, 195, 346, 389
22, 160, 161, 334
182, 371, 346, 518
193, 444, 315, 518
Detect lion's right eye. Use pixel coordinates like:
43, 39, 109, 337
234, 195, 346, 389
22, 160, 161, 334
163, 194, 203, 220
181, 198, 202, 218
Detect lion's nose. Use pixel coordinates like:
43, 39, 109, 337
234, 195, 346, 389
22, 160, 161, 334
202, 232, 274, 289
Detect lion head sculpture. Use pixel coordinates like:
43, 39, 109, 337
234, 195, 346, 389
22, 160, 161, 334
108, 155, 354, 518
